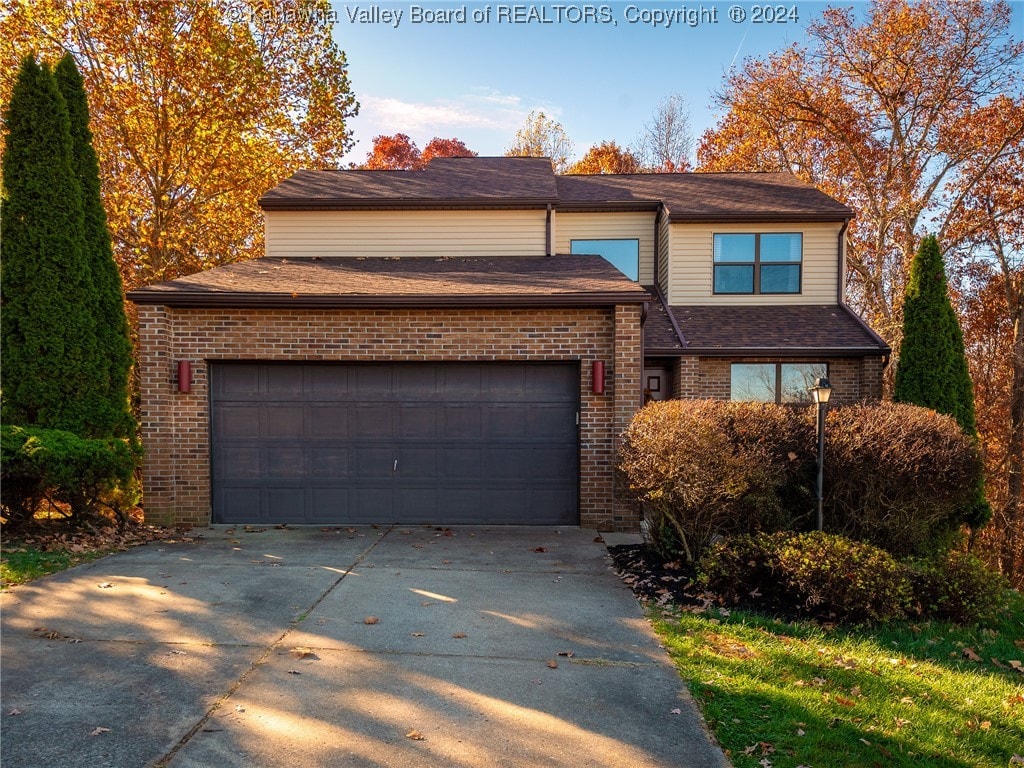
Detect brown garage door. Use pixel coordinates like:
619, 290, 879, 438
210, 362, 579, 525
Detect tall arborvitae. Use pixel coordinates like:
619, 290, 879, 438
894, 234, 989, 530
54, 53, 136, 438
0, 56, 98, 434
894, 234, 977, 435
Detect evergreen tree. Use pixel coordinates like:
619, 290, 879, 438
1, 56, 98, 435
894, 234, 977, 435
54, 53, 135, 438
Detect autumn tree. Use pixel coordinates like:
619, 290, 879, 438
567, 141, 639, 175
362, 134, 476, 170
363, 133, 421, 170
633, 92, 693, 172
895, 235, 977, 435
506, 110, 573, 174
0, 0, 359, 289
1, 57, 97, 434
421, 137, 476, 164
945, 95, 1024, 581
697, 0, 1024, 347
54, 53, 135, 438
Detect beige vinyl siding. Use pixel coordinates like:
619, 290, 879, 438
658, 212, 671, 294
554, 212, 656, 283
667, 221, 842, 305
264, 209, 547, 258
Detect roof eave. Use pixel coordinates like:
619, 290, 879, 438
126, 291, 650, 309
667, 212, 854, 224
676, 345, 890, 357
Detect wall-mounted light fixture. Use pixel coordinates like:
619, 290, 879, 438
591, 360, 605, 395
177, 360, 192, 393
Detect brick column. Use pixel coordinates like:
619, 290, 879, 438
612, 304, 643, 530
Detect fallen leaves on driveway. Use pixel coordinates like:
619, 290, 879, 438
406, 730, 426, 740
364, 616, 380, 625
89, 727, 110, 736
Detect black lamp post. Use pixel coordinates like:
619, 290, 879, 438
811, 377, 833, 532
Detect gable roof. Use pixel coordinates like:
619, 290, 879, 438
260, 156, 852, 222
127, 255, 650, 309
645, 304, 890, 357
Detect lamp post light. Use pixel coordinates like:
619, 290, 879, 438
811, 377, 833, 532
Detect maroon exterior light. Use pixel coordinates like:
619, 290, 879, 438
177, 360, 192, 393
591, 360, 605, 394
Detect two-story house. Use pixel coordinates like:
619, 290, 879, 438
129, 156, 889, 532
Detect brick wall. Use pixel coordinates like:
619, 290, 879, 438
672, 355, 886, 404
136, 305, 642, 531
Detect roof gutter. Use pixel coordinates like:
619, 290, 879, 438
546, 204, 552, 256
837, 218, 850, 303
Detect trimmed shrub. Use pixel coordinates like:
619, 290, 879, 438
909, 551, 1009, 626
618, 399, 815, 562
699, 532, 913, 624
824, 403, 984, 557
0, 425, 141, 527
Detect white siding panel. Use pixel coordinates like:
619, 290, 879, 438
265, 209, 547, 258
554, 212, 656, 283
667, 221, 842, 305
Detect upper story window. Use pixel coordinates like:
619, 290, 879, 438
713, 233, 802, 294
571, 239, 639, 282
731, 362, 827, 404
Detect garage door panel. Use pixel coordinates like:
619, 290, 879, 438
443, 406, 482, 438
214, 405, 261, 439
354, 405, 394, 438
310, 448, 350, 477
310, 406, 349, 437
266, 446, 305, 479
266, 488, 307, 523
398, 406, 438, 438
217, 487, 262, 523
211, 363, 578, 525
216, 446, 261, 480
310, 489, 349, 521
266, 366, 305, 397
357, 447, 394, 478
265, 406, 305, 438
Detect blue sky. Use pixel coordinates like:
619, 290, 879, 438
330, 1, 850, 165
330, 0, 1024, 166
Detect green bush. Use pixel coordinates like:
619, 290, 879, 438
824, 403, 984, 557
618, 399, 815, 562
909, 551, 1009, 626
0, 425, 141, 527
699, 532, 913, 624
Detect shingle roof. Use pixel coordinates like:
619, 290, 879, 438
643, 288, 685, 354
557, 173, 853, 221
260, 156, 853, 221
664, 304, 889, 356
259, 157, 559, 209
128, 255, 650, 308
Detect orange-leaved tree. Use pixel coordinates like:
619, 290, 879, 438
362, 134, 476, 170
0, 0, 359, 289
567, 141, 639, 175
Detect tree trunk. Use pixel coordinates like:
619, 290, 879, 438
1001, 300, 1024, 583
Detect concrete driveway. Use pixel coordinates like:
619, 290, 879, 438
1, 526, 727, 767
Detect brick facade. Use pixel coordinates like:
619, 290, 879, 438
136, 305, 642, 531
670, 355, 885, 404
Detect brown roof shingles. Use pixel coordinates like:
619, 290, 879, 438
261, 156, 853, 221
128, 255, 650, 308
662, 304, 889, 356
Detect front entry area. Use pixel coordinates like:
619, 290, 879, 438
210, 362, 580, 525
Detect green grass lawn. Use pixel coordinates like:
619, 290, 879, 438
0, 546, 111, 587
653, 593, 1024, 768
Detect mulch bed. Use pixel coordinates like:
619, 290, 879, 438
1, 518, 187, 555
608, 543, 717, 611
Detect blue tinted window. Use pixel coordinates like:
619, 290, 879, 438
730, 364, 776, 401
760, 233, 802, 262
714, 265, 754, 293
571, 239, 639, 281
732, 362, 827, 403
713, 232, 802, 294
760, 264, 801, 293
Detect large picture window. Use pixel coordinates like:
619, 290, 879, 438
571, 239, 639, 282
713, 233, 802, 294
730, 362, 827, 404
